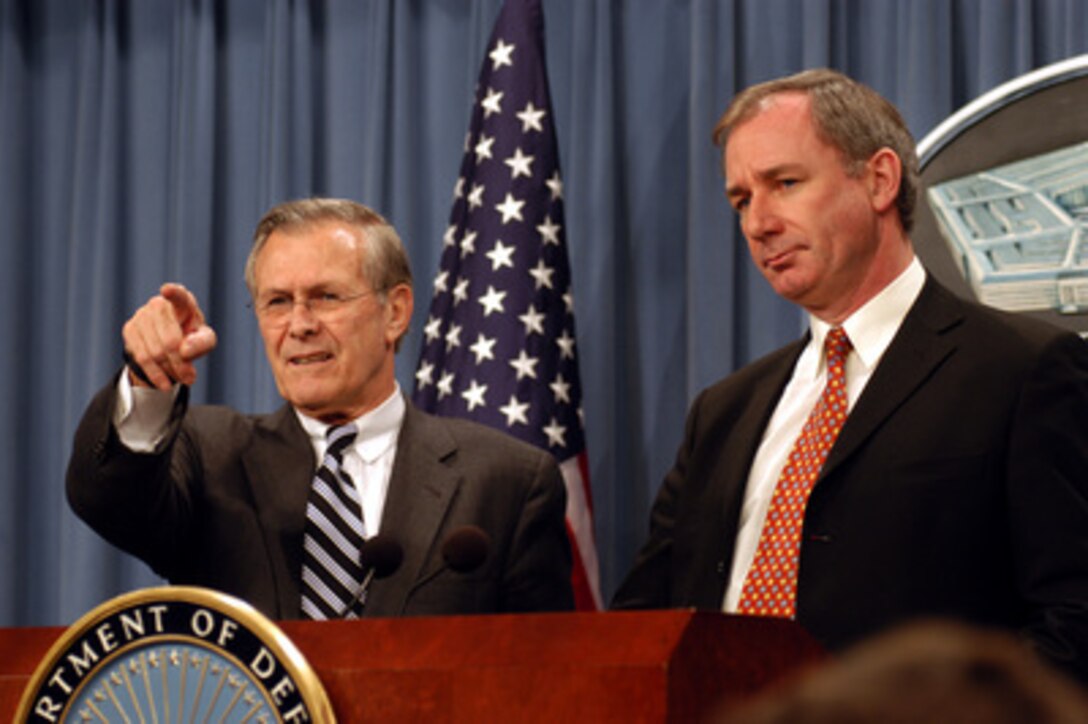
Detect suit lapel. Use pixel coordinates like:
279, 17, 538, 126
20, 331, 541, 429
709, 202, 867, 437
822, 277, 963, 477
694, 342, 805, 608
241, 405, 315, 618
364, 402, 461, 616
718, 342, 806, 520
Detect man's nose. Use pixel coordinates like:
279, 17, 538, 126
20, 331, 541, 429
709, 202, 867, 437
742, 194, 782, 241
287, 300, 321, 335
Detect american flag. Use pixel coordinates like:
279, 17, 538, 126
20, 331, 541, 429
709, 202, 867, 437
412, 0, 601, 610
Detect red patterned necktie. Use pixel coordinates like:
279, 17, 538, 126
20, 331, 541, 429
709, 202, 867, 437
736, 327, 852, 619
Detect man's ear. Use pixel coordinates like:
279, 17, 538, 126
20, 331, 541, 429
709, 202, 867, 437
384, 283, 414, 346
867, 147, 902, 216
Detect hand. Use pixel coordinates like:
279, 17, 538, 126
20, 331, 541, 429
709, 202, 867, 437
122, 283, 218, 389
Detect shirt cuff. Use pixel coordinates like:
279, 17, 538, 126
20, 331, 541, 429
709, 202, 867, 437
112, 368, 179, 452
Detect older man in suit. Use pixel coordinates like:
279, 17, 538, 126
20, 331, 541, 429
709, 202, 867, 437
611, 69, 1088, 683
68, 197, 573, 619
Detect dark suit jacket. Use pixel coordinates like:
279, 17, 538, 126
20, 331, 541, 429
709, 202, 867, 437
612, 277, 1088, 681
67, 383, 574, 619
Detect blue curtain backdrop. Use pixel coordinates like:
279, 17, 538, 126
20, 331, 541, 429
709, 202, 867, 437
1, 0, 1085, 626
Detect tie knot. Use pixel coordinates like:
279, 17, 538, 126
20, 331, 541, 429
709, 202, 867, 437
325, 423, 358, 462
825, 327, 852, 366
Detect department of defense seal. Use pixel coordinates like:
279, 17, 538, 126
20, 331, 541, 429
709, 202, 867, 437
15, 586, 335, 723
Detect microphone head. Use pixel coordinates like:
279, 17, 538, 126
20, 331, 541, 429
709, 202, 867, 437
441, 525, 491, 573
359, 535, 404, 579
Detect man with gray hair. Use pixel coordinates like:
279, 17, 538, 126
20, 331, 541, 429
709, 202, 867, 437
68, 197, 574, 619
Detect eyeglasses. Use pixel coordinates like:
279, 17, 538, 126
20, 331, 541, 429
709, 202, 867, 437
252, 290, 378, 324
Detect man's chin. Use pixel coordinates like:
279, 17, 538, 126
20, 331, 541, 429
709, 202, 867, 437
283, 385, 334, 416
767, 274, 813, 303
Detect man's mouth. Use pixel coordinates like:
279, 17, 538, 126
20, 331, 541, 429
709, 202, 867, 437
764, 246, 801, 270
289, 352, 333, 366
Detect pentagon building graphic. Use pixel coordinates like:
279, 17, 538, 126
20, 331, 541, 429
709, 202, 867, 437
927, 141, 1088, 314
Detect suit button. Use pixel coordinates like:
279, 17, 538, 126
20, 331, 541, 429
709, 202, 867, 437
715, 560, 726, 577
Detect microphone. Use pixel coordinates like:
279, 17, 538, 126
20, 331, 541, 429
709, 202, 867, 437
441, 525, 491, 573
343, 534, 403, 618
361, 535, 404, 579
391, 526, 493, 603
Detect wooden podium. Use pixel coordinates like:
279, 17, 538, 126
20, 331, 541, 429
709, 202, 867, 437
1, 610, 823, 722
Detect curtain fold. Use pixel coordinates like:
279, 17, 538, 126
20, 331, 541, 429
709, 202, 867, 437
0, 0, 1084, 625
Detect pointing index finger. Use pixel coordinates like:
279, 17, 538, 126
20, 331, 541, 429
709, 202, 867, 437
159, 282, 205, 331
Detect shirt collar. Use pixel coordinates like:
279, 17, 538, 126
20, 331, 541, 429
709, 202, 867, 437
808, 256, 926, 375
296, 384, 406, 463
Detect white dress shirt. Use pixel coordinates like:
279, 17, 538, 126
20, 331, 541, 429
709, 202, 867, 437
722, 257, 926, 612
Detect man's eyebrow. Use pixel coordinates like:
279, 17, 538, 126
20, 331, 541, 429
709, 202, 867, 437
726, 163, 805, 196
754, 162, 805, 179
257, 284, 327, 299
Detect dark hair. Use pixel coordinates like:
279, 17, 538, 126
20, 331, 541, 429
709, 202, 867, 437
713, 68, 919, 233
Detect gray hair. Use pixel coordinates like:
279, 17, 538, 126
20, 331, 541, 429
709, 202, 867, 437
244, 197, 413, 301
713, 68, 919, 233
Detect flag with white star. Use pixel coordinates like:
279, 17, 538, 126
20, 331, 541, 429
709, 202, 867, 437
412, 0, 601, 610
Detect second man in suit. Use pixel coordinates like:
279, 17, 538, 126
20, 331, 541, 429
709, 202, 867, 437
68, 197, 574, 619
611, 69, 1088, 683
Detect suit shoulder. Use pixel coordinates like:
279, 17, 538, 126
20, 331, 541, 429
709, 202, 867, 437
403, 403, 552, 459
696, 340, 805, 408
403, 410, 563, 502
423, 411, 552, 461
929, 282, 1084, 356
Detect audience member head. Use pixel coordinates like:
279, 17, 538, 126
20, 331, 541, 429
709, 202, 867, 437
719, 620, 1088, 724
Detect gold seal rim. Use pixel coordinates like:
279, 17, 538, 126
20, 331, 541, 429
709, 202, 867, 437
15, 585, 336, 723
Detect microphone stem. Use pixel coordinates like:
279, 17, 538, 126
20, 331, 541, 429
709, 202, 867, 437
343, 567, 377, 619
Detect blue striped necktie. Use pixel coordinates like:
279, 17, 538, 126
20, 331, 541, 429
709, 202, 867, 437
301, 423, 366, 619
